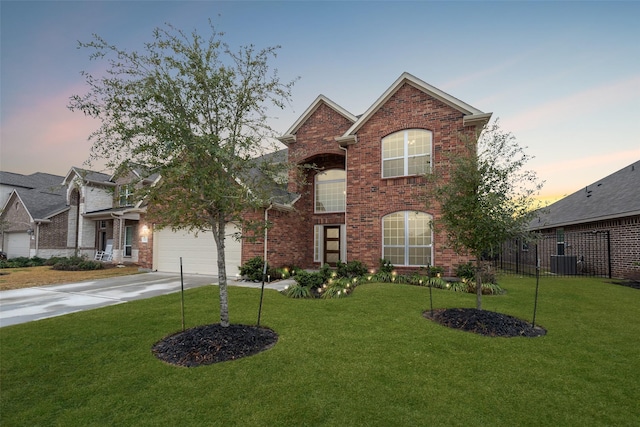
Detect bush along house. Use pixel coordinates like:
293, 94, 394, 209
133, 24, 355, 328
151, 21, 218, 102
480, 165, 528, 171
241, 72, 492, 275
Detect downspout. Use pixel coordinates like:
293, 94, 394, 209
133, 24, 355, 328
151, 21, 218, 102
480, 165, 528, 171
339, 145, 348, 262
110, 213, 123, 263
75, 199, 80, 256
34, 222, 40, 257
257, 204, 273, 326
263, 204, 273, 272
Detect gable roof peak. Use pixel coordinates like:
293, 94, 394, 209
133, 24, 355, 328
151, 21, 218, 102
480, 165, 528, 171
342, 72, 492, 137
278, 94, 357, 145
63, 167, 114, 187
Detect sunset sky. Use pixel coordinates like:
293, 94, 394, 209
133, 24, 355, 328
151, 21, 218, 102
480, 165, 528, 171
1, 1, 639, 204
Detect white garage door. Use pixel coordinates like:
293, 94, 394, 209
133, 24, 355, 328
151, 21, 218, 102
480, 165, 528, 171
5, 232, 30, 258
153, 225, 241, 278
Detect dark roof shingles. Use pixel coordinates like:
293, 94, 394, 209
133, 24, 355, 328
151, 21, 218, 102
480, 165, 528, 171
532, 160, 640, 229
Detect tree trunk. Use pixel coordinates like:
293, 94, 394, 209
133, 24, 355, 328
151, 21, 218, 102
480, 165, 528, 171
212, 217, 230, 327
476, 257, 483, 310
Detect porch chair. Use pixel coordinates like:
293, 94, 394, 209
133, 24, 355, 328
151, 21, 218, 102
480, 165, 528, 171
94, 240, 114, 261
101, 242, 114, 262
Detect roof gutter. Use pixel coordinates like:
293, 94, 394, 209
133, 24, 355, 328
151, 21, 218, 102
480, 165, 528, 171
277, 134, 297, 145
463, 112, 493, 127
530, 209, 640, 231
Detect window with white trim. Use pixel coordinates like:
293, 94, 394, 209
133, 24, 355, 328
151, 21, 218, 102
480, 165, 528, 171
119, 185, 134, 207
315, 169, 345, 213
382, 129, 432, 178
382, 211, 433, 266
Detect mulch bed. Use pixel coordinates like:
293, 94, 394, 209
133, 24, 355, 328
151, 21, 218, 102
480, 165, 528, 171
611, 280, 640, 290
152, 324, 278, 367
424, 308, 546, 337
153, 310, 545, 367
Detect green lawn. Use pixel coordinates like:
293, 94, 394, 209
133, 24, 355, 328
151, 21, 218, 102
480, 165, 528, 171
1, 276, 638, 426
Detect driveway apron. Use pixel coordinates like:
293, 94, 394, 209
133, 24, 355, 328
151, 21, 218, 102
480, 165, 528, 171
0, 272, 292, 327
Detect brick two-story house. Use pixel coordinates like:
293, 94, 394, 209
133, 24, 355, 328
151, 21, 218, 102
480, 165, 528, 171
3, 73, 493, 278
240, 72, 492, 275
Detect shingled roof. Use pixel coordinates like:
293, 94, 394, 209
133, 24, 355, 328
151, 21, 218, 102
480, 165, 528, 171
531, 160, 640, 230
14, 185, 68, 220
0, 171, 64, 190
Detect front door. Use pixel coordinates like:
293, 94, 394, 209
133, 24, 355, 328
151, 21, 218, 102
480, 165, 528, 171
124, 225, 133, 257
324, 226, 341, 266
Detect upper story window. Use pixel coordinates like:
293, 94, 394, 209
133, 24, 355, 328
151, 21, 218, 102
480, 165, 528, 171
382, 129, 432, 178
315, 169, 345, 213
382, 211, 433, 266
119, 185, 134, 207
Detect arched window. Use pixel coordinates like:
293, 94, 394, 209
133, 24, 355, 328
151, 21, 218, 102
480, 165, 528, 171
315, 169, 345, 213
382, 211, 433, 266
382, 129, 432, 178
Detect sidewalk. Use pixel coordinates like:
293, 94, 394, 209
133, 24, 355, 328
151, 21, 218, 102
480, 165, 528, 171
0, 272, 293, 328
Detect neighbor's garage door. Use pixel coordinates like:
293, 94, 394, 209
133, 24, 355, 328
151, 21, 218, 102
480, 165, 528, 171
5, 232, 30, 258
153, 225, 241, 277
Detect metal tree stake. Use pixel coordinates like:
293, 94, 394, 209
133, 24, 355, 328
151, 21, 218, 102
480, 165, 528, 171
180, 257, 185, 331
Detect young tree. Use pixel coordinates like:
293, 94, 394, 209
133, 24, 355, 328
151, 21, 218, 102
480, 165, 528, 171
426, 120, 543, 310
69, 22, 296, 327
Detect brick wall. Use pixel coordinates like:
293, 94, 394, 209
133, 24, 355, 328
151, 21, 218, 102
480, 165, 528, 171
137, 216, 153, 269
2, 193, 32, 233
346, 83, 473, 272
241, 83, 476, 274
558, 215, 640, 279
37, 211, 69, 249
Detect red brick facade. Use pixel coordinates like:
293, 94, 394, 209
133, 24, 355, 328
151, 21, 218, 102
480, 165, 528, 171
242, 75, 488, 274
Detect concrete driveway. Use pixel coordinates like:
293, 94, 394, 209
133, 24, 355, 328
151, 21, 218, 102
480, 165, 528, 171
0, 272, 291, 328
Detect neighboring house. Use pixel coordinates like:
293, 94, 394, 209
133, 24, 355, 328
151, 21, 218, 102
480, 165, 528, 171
0, 171, 67, 257
0, 167, 155, 263
62, 166, 153, 264
239, 72, 492, 275
529, 160, 640, 279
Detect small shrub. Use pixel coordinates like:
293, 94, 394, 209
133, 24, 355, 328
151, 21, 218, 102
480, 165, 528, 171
429, 266, 444, 277
379, 258, 394, 274
455, 262, 498, 285
294, 270, 325, 289
29, 256, 47, 267
0, 256, 48, 268
51, 257, 104, 271
45, 257, 67, 266
455, 262, 476, 281
336, 260, 368, 278
239, 256, 267, 282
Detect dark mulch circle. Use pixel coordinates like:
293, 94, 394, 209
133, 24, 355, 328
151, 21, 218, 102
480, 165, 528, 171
152, 324, 278, 367
611, 280, 640, 290
424, 308, 546, 337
